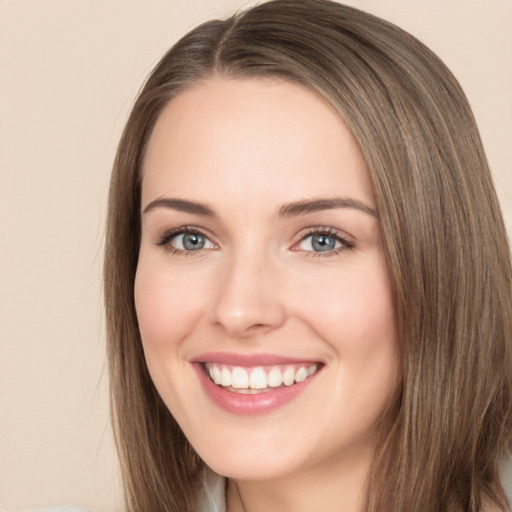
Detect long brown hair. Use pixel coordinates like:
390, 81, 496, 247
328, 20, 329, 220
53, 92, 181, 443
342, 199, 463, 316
104, 1, 512, 510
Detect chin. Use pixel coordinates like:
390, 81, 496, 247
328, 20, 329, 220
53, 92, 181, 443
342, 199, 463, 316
203, 448, 305, 482
182, 418, 310, 481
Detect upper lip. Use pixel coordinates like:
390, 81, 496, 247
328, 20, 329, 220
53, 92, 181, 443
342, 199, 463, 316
190, 351, 321, 367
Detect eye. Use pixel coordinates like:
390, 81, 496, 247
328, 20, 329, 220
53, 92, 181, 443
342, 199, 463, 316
172, 232, 213, 251
156, 228, 215, 253
300, 233, 341, 252
295, 228, 354, 256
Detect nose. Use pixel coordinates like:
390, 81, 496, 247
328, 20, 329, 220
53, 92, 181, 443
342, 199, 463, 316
210, 250, 287, 339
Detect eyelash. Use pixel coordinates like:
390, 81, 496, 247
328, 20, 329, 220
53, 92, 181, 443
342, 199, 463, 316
296, 226, 355, 257
156, 226, 211, 256
155, 225, 355, 257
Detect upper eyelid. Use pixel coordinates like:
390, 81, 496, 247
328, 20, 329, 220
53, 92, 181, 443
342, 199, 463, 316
291, 228, 355, 259
295, 226, 354, 243
156, 226, 215, 245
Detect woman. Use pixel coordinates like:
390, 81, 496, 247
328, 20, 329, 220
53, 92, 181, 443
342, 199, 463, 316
104, 0, 512, 510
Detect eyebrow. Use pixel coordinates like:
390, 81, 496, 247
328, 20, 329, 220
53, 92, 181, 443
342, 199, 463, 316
278, 198, 378, 218
142, 196, 378, 218
143, 197, 216, 216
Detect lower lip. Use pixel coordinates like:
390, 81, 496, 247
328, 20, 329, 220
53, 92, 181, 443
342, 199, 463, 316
193, 364, 320, 415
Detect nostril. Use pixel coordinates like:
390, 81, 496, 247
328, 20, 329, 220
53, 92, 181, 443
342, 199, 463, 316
250, 323, 267, 330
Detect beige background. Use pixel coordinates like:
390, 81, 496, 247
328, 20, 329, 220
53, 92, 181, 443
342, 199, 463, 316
1, 0, 511, 510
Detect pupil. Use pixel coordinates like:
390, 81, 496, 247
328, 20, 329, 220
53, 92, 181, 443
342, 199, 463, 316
183, 233, 204, 250
312, 235, 335, 252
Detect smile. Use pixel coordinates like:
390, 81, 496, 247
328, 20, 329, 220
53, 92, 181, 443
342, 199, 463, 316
204, 362, 319, 393
192, 353, 323, 415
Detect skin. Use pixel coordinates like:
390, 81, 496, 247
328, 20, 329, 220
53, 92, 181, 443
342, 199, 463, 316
135, 77, 398, 512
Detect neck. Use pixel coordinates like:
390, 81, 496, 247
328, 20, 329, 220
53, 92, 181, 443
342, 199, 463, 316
226, 452, 371, 512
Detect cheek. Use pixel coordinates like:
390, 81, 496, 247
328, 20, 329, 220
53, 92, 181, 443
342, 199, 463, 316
291, 257, 398, 408
311, 266, 398, 425
134, 264, 205, 353
296, 263, 396, 348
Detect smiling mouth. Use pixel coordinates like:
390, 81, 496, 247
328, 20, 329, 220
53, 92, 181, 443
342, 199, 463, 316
203, 362, 321, 394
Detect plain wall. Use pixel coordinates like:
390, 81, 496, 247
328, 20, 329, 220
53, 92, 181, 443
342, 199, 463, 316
1, 0, 511, 510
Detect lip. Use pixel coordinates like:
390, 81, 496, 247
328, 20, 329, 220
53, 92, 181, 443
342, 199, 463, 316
191, 351, 319, 367
191, 352, 322, 415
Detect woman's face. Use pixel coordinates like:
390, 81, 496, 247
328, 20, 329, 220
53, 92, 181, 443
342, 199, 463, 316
135, 77, 398, 482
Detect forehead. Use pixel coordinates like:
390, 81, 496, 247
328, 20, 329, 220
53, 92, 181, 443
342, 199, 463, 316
142, 77, 373, 210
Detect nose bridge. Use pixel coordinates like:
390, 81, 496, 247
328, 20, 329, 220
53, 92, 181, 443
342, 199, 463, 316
210, 241, 286, 338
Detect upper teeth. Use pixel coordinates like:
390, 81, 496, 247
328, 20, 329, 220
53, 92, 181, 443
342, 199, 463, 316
206, 363, 318, 389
